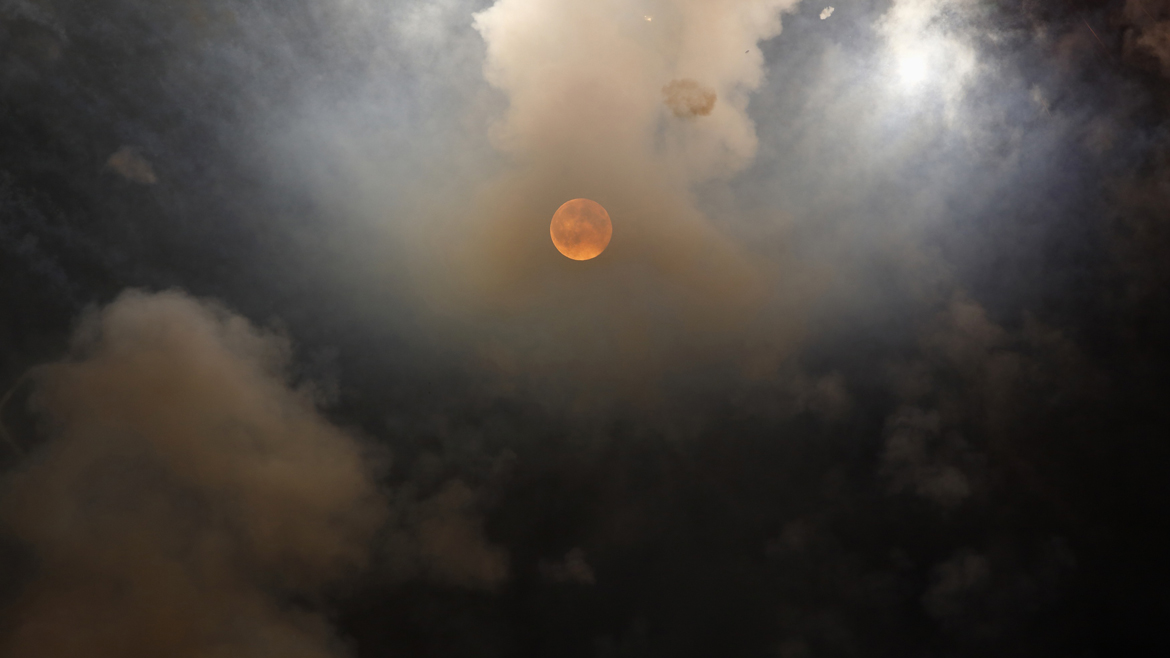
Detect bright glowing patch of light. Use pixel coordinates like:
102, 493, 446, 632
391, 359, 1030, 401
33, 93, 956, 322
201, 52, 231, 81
880, 3, 981, 108
897, 52, 929, 88
644, 15, 652, 22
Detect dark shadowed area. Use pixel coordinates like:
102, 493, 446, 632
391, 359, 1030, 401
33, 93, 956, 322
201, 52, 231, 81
2, 0, 1169, 656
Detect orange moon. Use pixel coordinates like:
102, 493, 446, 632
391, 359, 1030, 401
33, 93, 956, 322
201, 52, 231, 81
550, 198, 612, 261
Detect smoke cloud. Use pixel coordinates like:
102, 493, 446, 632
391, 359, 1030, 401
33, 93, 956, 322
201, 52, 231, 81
374, 0, 809, 398
0, 290, 385, 656
0, 290, 510, 655
383, 479, 509, 590
4, 0, 1170, 653
539, 547, 595, 585
1123, 0, 1170, 77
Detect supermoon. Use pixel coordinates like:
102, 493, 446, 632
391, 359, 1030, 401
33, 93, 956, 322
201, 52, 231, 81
550, 198, 613, 261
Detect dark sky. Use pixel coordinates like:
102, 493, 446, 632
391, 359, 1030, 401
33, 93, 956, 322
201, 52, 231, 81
2, 0, 1169, 656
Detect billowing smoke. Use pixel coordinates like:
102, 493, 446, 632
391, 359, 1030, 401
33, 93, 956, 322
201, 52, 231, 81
0, 290, 385, 657
388, 0, 810, 397
0, 290, 511, 655
3, 0, 1170, 653
473, 0, 795, 179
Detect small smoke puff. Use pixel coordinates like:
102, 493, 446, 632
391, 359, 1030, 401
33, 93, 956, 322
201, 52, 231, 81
106, 146, 158, 184
766, 519, 813, 555
922, 551, 991, 619
801, 372, 852, 420
662, 78, 717, 118
820, 7, 834, 19
384, 480, 510, 590
415, 480, 510, 588
880, 406, 973, 508
540, 547, 595, 585
1135, 20, 1170, 76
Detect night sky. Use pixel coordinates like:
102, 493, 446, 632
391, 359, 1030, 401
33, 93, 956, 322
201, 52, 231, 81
2, 0, 1169, 656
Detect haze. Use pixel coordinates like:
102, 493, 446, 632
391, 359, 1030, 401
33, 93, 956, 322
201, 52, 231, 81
2, 0, 1169, 656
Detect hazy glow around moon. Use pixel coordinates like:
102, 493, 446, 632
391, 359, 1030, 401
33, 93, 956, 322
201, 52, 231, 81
897, 51, 929, 88
550, 198, 612, 261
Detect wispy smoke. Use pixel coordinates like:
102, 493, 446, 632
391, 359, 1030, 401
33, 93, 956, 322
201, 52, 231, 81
1124, 0, 1170, 76
539, 547, 595, 585
106, 146, 158, 185
881, 406, 976, 508
922, 550, 990, 619
384, 479, 509, 589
